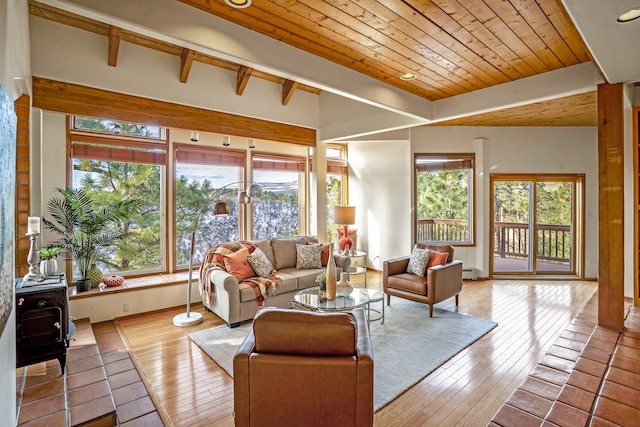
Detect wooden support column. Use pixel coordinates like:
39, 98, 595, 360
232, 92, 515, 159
597, 82, 625, 330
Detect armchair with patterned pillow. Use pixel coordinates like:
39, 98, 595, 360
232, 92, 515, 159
383, 243, 463, 317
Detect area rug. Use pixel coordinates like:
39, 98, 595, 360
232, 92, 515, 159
189, 298, 497, 411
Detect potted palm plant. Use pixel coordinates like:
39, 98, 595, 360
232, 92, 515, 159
42, 187, 141, 292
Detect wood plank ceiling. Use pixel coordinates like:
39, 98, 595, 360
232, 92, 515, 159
30, 0, 598, 126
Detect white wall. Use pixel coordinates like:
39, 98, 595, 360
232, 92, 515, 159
348, 140, 412, 270
29, 16, 319, 130
349, 126, 601, 282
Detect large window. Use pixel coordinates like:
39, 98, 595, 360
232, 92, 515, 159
325, 145, 348, 242
68, 116, 314, 279
252, 154, 306, 239
70, 117, 166, 279
175, 145, 246, 266
414, 153, 475, 245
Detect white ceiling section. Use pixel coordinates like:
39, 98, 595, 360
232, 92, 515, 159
562, 0, 640, 85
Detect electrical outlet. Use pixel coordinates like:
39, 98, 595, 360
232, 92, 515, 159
123, 303, 130, 312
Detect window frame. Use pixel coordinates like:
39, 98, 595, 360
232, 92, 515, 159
413, 153, 476, 247
68, 119, 168, 278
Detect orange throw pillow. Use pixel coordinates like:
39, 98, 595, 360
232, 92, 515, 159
223, 248, 255, 282
427, 250, 449, 269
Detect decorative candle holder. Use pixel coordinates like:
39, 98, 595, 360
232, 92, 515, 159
23, 232, 44, 282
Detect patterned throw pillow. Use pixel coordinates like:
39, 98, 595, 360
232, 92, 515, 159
247, 247, 276, 278
296, 243, 322, 269
406, 247, 431, 277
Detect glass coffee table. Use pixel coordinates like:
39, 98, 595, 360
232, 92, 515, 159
292, 286, 369, 312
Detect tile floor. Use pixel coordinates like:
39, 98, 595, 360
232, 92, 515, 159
15, 319, 162, 426
490, 295, 640, 427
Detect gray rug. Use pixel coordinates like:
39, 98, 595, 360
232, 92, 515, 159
189, 298, 497, 411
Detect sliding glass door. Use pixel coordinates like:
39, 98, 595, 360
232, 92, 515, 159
491, 175, 582, 276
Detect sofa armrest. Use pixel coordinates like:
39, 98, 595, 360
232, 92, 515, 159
383, 256, 410, 278
233, 329, 256, 427
208, 268, 240, 293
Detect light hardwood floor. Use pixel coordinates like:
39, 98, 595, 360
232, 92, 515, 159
115, 273, 597, 427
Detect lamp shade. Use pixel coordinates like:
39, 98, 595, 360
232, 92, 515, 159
214, 201, 230, 216
247, 183, 263, 198
334, 205, 356, 225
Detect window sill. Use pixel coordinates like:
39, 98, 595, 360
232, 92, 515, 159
68, 272, 191, 300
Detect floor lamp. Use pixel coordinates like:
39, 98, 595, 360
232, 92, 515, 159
172, 182, 263, 327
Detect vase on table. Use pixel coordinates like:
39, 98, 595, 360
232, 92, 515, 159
336, 271, 354, 296
88, 263, 103, 288
40, 259, 58, 277
326, 245, 337, 300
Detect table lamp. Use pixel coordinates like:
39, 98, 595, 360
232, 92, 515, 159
334, 205, 356, 253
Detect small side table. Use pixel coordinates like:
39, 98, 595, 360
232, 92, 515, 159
348, 250, 367, 287
361, 288, 384, 324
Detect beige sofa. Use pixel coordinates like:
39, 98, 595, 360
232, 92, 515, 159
199, 236, 350, 327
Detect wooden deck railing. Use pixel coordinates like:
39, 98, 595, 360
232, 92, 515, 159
417, 219, 571, 263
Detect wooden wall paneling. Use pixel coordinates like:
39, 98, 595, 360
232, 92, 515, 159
14, 95, 31, 277
597, 82, 625, 329
32, 77, 316, 147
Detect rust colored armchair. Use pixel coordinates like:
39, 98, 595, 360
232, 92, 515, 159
383, 243, 463, 317
233, 308, 374, 427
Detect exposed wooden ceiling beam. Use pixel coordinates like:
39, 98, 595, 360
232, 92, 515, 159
236, 65, 253, 95
32, 76, 316, 146
282, 79, 299, 106
179, 48, 195, 84
107, 26, 121, 67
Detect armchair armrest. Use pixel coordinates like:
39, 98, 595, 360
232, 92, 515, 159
233, 329, 255, 427
426, 260, 463, 304
383, 256, 410, 278
353, 308, 374, 425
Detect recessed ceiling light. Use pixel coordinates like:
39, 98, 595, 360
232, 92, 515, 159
400, 73, 416, 81
617, 7, 640, 23
225, 0, 252, 8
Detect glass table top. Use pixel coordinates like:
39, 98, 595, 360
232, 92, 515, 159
293, 286, 369, 311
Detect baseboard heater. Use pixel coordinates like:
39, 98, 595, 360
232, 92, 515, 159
462, 268, 477, 280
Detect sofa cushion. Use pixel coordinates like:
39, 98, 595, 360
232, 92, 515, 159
271, 236, 310, 270
406, 246, 431, 277
278, 267, 325, 290
247, 247, 275, 278
222, 248, 255, 282
250, 239, 276, 267
386, 273, 427, 295
271, 270, 301, 294
296, 243, 322, 269
253, 308, 357, 356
